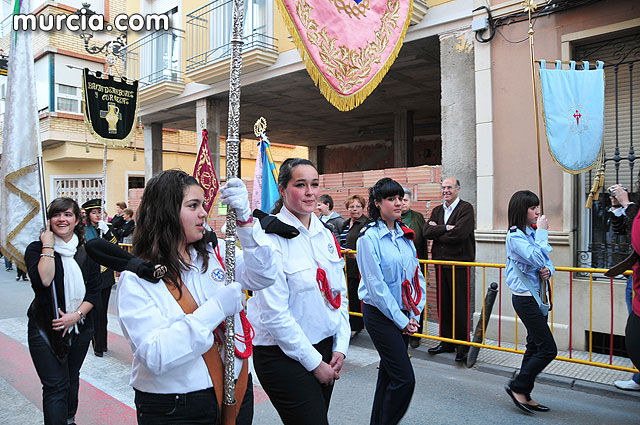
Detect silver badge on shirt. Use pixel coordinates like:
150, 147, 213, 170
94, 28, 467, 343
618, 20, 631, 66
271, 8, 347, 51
211, 268, 225, 282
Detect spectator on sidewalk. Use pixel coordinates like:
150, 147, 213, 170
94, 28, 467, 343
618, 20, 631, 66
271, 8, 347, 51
339, 194, 369, 338
424, 178, 475, 362
109, 201, 127, 233
317, 194, 345, 237
114, 208, 135, 244
608, 184, 640, 391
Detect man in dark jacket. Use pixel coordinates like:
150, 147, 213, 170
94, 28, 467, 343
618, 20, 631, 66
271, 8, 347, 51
424, 178, 475, 362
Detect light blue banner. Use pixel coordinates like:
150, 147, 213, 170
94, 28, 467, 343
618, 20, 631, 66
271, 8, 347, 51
539, 60, 605, 173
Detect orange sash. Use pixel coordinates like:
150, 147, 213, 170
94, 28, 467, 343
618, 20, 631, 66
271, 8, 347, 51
165, 282, 248, 423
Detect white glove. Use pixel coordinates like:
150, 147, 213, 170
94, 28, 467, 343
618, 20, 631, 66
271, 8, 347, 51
97, 220, 109, 234
216, 281, 244, 317
219, 178, 251, 222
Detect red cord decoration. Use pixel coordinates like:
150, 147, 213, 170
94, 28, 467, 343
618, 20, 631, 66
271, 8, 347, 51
213, 244, 254, 359
402, 266, 422, 316
317, 267, 341, 309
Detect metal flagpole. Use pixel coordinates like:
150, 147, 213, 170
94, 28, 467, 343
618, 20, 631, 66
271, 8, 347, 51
525, 0, 544, 213
223, 0, 245, 412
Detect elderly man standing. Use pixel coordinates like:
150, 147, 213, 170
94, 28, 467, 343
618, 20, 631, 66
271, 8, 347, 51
424, 178, 475, 362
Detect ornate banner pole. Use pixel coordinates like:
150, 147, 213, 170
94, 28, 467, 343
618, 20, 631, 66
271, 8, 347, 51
223, 0, 245, 414
525, 0, 544, 213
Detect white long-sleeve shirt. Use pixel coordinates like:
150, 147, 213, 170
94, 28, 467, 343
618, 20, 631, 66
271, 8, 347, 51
116, 226, 276, 394
247, 206, 351, 371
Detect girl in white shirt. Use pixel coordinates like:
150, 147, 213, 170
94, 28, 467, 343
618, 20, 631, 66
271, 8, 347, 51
116, 169, 276, 424
248, 158, 350, 425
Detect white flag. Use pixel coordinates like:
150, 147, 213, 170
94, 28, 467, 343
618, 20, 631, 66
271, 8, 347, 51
1, 0, 44, 272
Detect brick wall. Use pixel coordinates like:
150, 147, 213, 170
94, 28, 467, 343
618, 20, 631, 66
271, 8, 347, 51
204, 164, 443, 321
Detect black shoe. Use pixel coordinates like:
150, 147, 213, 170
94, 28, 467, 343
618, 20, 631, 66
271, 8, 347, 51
409, 338, 421, 349
505, 384, 533, 414
428, 344, 455, 354
94, 351, 103, 357
525, 395, 550, 411
455, 352, 467, 362
16, 276, 20, 281
526, 403, 550, 412
22, 276, 29, 281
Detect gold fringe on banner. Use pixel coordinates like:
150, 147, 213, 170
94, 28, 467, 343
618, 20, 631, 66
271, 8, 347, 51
1, 163, 41, 272
275, 0, 413, 111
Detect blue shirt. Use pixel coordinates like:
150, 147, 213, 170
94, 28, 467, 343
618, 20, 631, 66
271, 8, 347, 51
506, 226, 555, 294
357, 220, 427, 329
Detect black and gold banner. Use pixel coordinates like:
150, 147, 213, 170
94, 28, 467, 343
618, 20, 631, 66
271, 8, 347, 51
82, 69, 138, 145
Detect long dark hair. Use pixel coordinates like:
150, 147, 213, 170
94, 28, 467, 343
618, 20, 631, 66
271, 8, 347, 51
508, 190, 540, 233
47, 197, 85, 244
133, 169, 209, 289
271, 158, 317, 214
367, 178, 404, 222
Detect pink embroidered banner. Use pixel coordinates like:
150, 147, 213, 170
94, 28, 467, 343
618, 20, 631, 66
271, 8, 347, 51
276, 0, 413, 111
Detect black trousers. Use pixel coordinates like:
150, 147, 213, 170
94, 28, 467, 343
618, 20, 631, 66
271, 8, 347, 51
134, 374, 253, 425
363, 303, 415, 425
626, 311, 640, 370
435, 265, 470, 352
510, 295, 557, 395
28, 320, 93, 425
93, 271, 114, 353
253, 337, 334, 425
347, 276, 364, 331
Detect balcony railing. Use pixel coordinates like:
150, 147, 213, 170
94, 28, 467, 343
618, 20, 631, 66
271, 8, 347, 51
186, 0, 277, 72
123, 28, 185, 86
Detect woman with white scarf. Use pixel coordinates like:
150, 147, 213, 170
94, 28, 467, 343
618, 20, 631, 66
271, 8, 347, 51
25, 197, 100, 425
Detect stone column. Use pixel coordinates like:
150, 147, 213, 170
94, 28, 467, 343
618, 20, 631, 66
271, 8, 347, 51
144, 123, 163, 182
440, 30, 477, 207
394, 110, 413, 167
196, 98, 221, 173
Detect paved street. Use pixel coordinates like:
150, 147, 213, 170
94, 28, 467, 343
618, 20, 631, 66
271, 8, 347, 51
1, 269, 638, 425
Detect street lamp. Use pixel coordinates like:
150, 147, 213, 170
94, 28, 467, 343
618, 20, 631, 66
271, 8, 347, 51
76, 3, 126, 68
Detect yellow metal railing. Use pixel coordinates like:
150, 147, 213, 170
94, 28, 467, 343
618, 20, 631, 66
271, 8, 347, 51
343, 250, 638, 374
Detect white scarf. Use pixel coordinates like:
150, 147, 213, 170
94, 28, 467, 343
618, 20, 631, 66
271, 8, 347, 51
54, 234, 85, 334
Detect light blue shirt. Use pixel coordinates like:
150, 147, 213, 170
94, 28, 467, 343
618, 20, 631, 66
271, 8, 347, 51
506, 226, 555, 295
357, 220, 427, 329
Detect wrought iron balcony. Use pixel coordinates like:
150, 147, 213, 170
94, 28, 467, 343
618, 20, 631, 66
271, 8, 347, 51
123, 28, 185, 86
185, 0, 277, 81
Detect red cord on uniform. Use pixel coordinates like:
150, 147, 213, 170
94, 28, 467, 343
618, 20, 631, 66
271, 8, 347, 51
213, 245, 254, 359
317, 267, 341, 309
402, 266, 422, 316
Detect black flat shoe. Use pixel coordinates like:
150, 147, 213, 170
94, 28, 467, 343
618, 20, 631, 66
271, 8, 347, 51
409, 338, 421, 349
455, 352, 467, 362
94, 351, 103, 357
428, 344, 455, 354
505, 384, 533, 414
526, 403, 550, 412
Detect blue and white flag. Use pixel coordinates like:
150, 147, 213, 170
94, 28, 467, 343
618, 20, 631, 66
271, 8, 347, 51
539, 60, 605, 173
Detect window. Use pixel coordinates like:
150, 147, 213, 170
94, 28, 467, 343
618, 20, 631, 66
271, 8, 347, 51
574, 29, 640, 269
210, 0, 269, 63
56, 84, 81, 113
128, 176, 145, 189
54, 177, 103, 208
